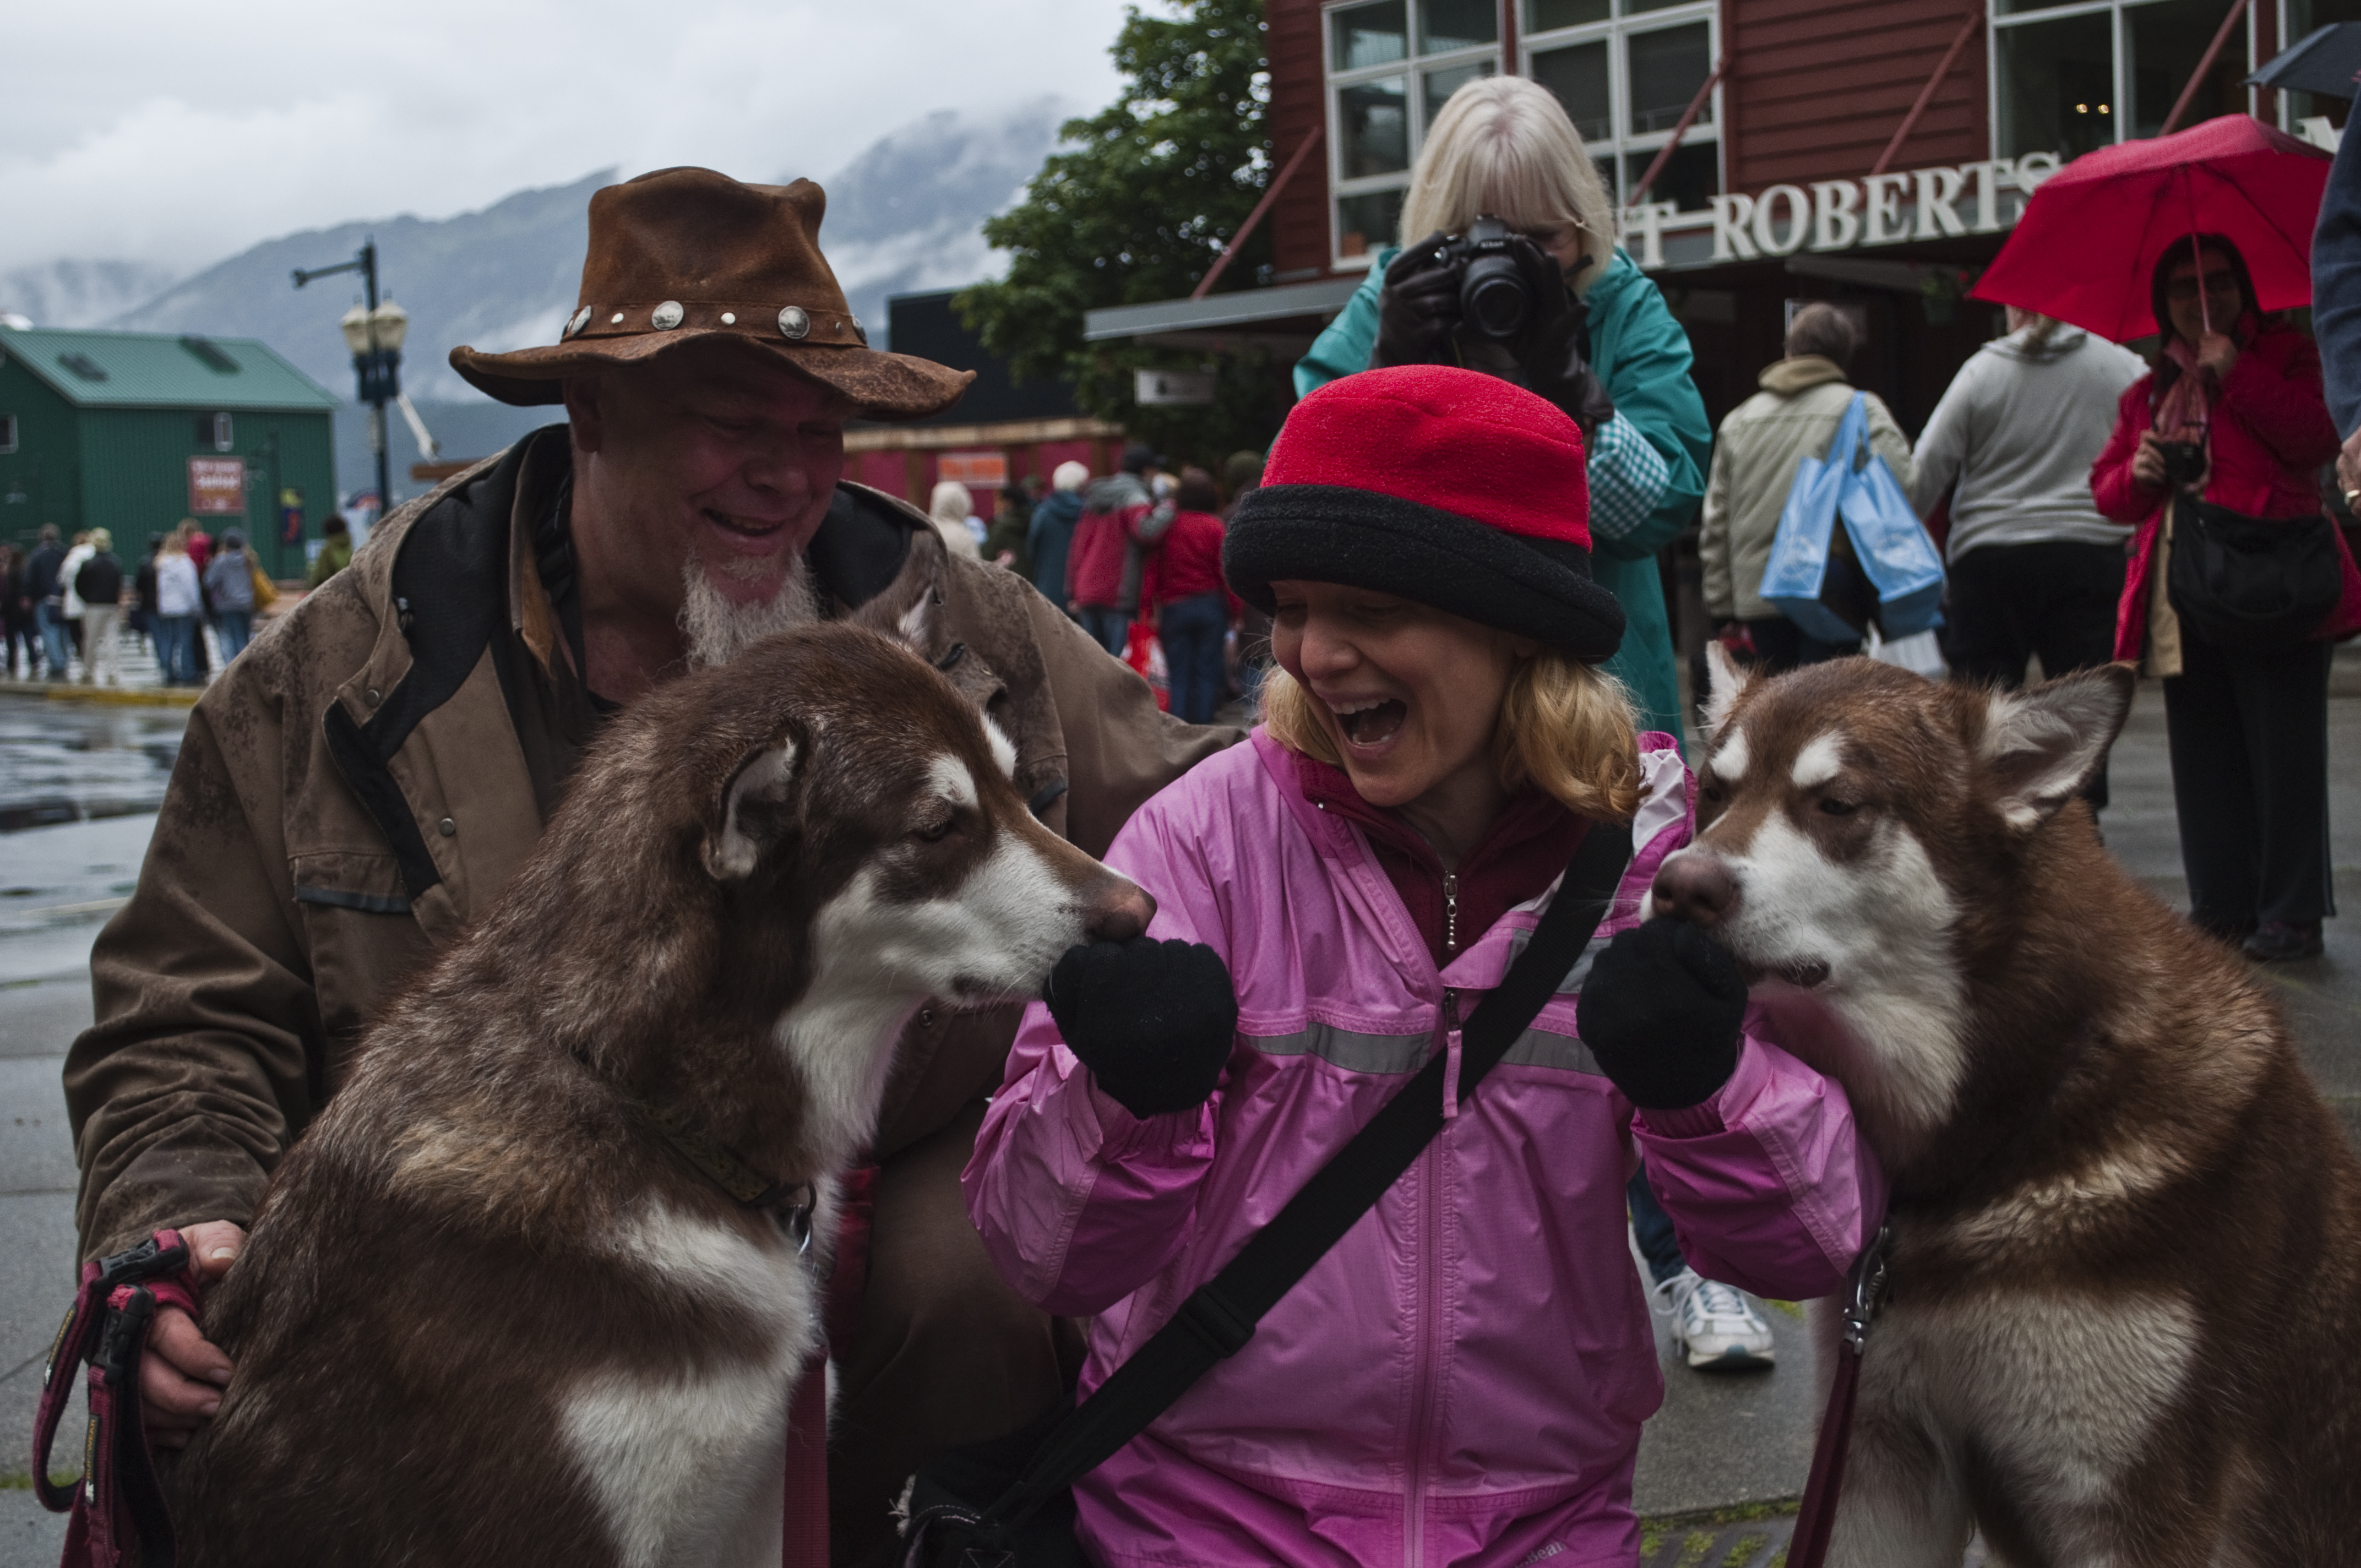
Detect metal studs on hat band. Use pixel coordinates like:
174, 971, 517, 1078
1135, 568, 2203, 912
650, 300, 684, 330
564, 307, 591, 340
721, 312, 737, 325
777, 306, 810, 340
610, 312, 625, 325
850, 315, 867, 345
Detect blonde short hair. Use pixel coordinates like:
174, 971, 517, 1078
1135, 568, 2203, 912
1259, 650, 1641, 823
928, 480, 973, 526
1052, 461, 1090, 492
1399, 76, 1618, 292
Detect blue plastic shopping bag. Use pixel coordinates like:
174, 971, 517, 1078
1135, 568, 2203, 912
1760, 395, 1863, 644
1762, 393, 1946, 641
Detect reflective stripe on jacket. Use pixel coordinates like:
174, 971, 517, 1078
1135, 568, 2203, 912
966, 731, 1882, 1567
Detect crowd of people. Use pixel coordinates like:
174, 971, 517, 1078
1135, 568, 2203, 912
0, 519, 278, 686
39, 71, 2361, 1568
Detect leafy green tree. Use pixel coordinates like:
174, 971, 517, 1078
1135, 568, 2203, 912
958, 0, 1288, 465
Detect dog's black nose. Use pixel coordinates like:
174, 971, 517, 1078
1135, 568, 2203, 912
1081, 874, 1157, 944
1652, 853, 1738, 927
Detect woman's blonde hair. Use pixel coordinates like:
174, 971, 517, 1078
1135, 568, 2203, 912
1259, 649, 1642, 823
1399, 76, 1618, 293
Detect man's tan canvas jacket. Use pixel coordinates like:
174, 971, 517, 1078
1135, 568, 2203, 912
65, 428, 1233, 1259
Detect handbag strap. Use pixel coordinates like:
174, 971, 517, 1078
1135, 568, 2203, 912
982, 819, 1635, 1527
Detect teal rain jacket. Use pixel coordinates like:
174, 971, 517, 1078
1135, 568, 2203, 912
1293, 247, 1710, 744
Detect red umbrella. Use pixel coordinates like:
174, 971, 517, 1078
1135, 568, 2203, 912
1971, 114, 2331, 342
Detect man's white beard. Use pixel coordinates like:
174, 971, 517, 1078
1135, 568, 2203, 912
678, 555, 820, 670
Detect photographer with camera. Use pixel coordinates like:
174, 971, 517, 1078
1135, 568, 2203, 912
2093, 233, 2351, 963
1294, 75, 1710, 750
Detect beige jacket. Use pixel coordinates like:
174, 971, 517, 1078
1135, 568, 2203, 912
65, 428, 1236, 1259
1700, 357, 1918, 623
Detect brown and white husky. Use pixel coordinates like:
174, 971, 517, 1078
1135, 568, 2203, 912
168, 623, 1151, 1568
1657, 650, 2361, 1565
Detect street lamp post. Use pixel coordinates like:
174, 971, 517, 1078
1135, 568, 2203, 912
291, 240, 409, 524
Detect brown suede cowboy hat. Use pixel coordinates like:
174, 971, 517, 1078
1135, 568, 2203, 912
449, 167, 972, 420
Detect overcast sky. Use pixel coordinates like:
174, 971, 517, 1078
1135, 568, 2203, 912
4, 0, 1134, 276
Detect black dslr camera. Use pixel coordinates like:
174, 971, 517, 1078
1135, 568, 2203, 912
2157, 439, 2207, 487
1431, 215, 1536, 345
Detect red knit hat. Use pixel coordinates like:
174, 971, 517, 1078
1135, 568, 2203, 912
1223, 366, 1624, 658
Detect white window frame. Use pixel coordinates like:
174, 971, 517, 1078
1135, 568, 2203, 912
1521, 0, 1722, 211
1324, 0, 1506, 266
1988, 0, 2255, 160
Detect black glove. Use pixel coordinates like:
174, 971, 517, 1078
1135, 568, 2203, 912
1046, 937, 1238, 1119
1372, 233, 1462, 368
1574, 918, 1748, 1110
1502, 235, 1613, 435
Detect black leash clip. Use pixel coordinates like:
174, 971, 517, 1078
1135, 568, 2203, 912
1841, 1222, 1892, 1358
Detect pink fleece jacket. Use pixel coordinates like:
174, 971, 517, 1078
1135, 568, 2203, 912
965, 731, 1883, 1567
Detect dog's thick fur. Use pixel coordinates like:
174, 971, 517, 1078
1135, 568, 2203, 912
166, 623, 1149, 1568
1663, 650, 2361, 1564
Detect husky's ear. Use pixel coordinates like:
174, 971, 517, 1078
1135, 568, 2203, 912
1976, 664, 2135, 832
846, 524, 944, 656
1700, 641, 1753, 739
705, 737, 804, 880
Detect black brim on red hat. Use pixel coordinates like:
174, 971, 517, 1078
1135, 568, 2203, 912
1223, 365, 1626, 660
1225, 484, 1625, 659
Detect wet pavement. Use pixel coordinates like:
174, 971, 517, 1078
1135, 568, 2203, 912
0, 701, 183, 834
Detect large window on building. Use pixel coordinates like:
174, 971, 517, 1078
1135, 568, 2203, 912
1993, 0, 2254, 164
1326, 0, 1502, 262
1524, 0, 1720, 214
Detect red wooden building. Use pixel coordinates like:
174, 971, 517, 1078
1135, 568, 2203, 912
1090, 0, 2351, 434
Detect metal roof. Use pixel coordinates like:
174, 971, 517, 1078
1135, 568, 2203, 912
1082, 276, 1366, 342
0, 326, 338, 412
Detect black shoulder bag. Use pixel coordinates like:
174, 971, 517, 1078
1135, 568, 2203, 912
2167, 494, 2344, 653
902, 821, 1634, 1568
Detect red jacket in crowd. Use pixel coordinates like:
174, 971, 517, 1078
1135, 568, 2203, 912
2090, 324, 2358, 658
1139, 509, 1239, 616
1067, 475, 1171, 609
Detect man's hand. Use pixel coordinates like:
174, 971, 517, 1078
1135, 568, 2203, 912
2131, 430, 2169, 491
2337, 427, 2361, 507
2196, 330, 2239, 380
141, 1219, 244, 1449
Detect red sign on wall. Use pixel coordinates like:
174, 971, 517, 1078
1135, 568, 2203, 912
938, 450, 1007, 489
188, 457, 247, 516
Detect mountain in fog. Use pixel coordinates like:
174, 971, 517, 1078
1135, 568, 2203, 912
818, 96, 1070, 337
101, 98, 1068, 402
0, 259, 184, 328
108, 172, 608, 405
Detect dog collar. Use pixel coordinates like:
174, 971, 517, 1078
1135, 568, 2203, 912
633, 1097, 816, 1254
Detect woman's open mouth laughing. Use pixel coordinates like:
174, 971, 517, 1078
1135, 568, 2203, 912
1329, 694, 1408, 749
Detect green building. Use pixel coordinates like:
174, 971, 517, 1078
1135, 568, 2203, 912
0, 325, 337, 580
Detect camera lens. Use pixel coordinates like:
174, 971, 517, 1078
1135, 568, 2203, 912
1461, 257, 1531, 341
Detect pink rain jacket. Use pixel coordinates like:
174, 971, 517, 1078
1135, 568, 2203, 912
966, 732, 1883, 1567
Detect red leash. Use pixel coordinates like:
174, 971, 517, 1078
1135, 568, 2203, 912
1787, 1223, 1891, 1568
32, 1229, 205, 1568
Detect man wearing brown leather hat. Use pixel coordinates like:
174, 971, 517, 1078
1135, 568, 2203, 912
65, 166, 1234, 1565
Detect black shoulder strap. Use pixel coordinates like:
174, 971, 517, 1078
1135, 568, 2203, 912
985, 818, 1635, 1526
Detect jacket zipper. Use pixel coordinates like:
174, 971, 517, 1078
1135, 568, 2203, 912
1405, 987, 1458, 1566
1443, 872, 1459, 957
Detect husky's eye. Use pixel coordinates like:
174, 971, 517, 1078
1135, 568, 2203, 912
913, 810, 957, 843
1699, 780, 1726, 804
1818, 796, 1859, 817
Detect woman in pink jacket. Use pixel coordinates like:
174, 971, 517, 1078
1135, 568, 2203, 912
965, 366, 1881, 1567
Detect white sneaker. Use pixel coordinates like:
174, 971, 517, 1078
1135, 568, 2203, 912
1655, 1267, 1775, 1370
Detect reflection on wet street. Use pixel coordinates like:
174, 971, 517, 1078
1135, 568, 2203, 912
0, 697, 187, 832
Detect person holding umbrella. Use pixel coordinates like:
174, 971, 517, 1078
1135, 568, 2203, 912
1978, 116, 2361, 963
2090, 233, 2349, 961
